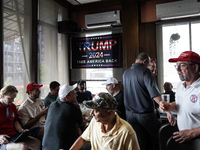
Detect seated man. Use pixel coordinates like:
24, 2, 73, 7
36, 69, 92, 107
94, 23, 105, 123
102, 77, 126, 120
162, 82, 175, 103
70, 92, 140, 150
18, 82, 48, 141
0, 85, 41, 150
76, 80, 92, 103
42, 83, 83, 150
44, 81, 60, 107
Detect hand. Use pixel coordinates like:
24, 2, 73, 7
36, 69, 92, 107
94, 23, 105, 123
40, 107, 49, 116
19, 129, 29, 133
173, 130, 194, 143
166, 111, 177, 126
0, 134, 10, 145
159, 101, 170, 112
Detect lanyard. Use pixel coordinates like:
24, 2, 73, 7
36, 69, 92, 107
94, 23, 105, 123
6, 107, 9, 117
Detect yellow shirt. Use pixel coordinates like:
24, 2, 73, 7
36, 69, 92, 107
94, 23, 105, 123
82, 113, 140, 150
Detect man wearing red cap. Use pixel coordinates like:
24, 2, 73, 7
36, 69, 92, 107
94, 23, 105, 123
160, 51, 200, 143
18, 82, 48, 141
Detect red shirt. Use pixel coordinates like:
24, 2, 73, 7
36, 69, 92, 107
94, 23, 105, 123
0, 103, 18, 136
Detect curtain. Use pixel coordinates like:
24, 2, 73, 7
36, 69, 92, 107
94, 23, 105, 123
3, 0, 32, 104
38, 0, 69, 98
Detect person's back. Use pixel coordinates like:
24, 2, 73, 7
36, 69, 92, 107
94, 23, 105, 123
122, 52, 162, 150
42, 101, 82, 149
42, 83, 83, 150
123, 63, 159, 113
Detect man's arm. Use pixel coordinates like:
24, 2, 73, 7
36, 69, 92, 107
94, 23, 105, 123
69, 136, 88, 150
153, 95, 162, 105
173, 126, 200, 143
20, 107, 48, 129
14, 121, 29, 133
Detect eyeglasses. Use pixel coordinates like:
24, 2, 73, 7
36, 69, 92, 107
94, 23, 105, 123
174, 63, 194, 69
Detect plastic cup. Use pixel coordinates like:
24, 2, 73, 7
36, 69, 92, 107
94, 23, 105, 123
161, 94, 170, 110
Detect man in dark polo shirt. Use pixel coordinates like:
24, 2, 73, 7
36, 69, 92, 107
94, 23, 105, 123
122, 52, 162, 150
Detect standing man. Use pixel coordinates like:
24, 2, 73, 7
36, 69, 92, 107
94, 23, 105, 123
42, 83, 83, 150
122, 52, 162, 150
160, 51, 200, 143
162, 82, 175, 103
70, 92, 140, 150
76, 79, 92, 103
18, 82, 48, 141
44, 81, 60, 107
102, 77, 126, 120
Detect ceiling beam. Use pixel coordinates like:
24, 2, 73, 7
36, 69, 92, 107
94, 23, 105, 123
54, 0, 74, 11
72, 0, 121, 12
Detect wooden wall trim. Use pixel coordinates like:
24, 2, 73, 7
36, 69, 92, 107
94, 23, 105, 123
122, 0, 139, 70
0, 0, 3, 88
31, 0, 38, 82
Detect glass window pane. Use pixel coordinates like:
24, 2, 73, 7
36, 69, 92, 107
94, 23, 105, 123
3, 0, 32, 104
191, 21, 200, 54
162, 23, 189, 90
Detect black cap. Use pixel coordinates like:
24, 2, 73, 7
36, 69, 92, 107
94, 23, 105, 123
77, 79, 86, 85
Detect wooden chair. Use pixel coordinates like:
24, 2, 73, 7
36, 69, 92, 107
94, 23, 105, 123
166, 136, 200, 150
159, 123, 178, 150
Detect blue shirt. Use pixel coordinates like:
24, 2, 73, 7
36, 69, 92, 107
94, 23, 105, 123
76, 90, 92, 103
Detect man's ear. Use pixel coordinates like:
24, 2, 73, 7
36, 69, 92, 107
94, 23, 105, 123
64, 95, 68, 101
194, 64, 199, 72
107, 109, 113, 115
142, 59, 148, 66
112, 84, 116, 88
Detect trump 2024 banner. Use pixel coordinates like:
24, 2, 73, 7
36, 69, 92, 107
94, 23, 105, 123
71, 34, 122, 68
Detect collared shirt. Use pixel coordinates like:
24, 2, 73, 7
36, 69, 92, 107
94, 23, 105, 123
44, 92, 59, 107
0, 103, 17, 136
122, 63, 160, 113
82, 113, 140, 150
176, 77, 200, 130
18, 97, 45, 128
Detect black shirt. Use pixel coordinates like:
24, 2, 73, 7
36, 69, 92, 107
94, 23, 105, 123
122, 63, 161, 113
114, 91, 126, 120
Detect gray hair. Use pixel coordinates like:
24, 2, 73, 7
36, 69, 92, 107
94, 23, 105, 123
136, 52, 150, 61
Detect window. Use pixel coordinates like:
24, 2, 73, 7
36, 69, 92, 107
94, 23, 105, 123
3, 0, 32, 104
157, 19, 200, 92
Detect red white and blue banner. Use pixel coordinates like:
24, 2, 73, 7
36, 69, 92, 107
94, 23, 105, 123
71, 34, 122, 68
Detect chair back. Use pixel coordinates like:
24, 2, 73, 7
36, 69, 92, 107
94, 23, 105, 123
166, 136, 200, 150
159, 123, 178, 150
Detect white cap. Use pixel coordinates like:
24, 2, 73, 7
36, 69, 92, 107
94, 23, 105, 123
102, 77, 118, 85
59, 83, 77, 99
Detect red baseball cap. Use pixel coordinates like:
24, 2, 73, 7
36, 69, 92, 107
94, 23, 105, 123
26, 82, 43, 93
168, 51, 200, 64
